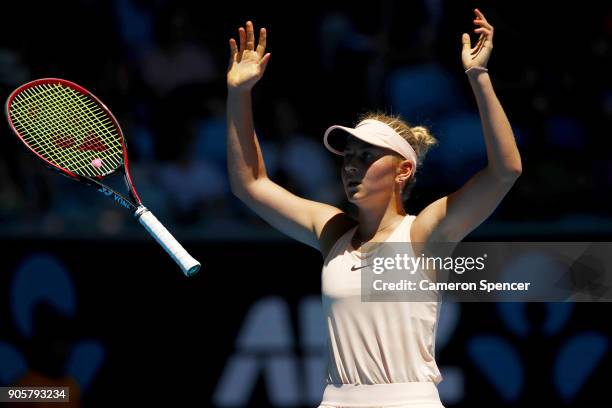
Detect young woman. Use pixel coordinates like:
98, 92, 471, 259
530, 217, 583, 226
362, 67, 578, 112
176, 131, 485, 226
226, 9, 521, 408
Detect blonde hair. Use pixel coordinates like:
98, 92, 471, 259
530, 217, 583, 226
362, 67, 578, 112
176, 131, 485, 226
359, 112, 437, 202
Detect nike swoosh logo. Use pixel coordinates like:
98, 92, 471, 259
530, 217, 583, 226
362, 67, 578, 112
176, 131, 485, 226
351, 264, 370, 271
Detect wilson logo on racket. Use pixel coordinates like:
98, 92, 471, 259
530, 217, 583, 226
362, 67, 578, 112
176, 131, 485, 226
5, 78, 202, 277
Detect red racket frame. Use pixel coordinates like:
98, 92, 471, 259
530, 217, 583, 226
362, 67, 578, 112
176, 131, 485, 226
5, 78, 142, 210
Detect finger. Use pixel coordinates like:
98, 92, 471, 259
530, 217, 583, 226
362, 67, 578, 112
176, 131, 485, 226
474, 9, 493, 28
473, 27, 492, 49
470, 32, 486, 54
474, 27, 492, 38
474, 8, 489, 25
474, 18, 493, 31
256, 27, 267, 58
246, 21, 255, 51
461, 33, 471, 53
259, 52, 271, 72
229, 38, 238, 66
239, 27, 246, 52
471, 33, 486, 55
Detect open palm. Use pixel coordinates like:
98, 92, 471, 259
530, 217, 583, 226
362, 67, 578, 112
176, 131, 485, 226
462, 9, 494, 70
227, 21, 270, 91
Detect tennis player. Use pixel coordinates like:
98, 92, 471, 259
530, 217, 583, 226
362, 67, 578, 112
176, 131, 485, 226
226, 9, 521, 408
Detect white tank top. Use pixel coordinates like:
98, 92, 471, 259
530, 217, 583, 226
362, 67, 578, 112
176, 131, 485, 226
321, 215, 443, 386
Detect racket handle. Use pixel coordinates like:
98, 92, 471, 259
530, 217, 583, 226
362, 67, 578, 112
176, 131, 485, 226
135, 206, 201, 277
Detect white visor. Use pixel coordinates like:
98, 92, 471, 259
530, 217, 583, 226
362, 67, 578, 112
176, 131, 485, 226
323, 119, 418, 168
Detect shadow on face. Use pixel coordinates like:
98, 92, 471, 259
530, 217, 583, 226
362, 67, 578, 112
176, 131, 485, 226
341, 137, 400, 202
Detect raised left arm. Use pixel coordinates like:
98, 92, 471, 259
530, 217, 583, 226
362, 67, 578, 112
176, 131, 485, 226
413, 9, 522, 243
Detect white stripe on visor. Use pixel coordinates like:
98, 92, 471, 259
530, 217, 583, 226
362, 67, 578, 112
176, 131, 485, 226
323, 119, 418, 169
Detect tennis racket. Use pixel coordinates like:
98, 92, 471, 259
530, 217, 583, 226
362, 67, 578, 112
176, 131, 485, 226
5, 78, 201, 277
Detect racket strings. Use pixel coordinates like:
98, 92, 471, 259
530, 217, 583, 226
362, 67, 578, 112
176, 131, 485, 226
16, 86, 111, 172
20, 84, 123, 174
9, 82, 124, 177
56, 85, 123, 170
12, 84, 121, 176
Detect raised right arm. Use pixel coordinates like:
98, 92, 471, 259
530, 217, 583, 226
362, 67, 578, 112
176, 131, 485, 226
226, 21, 351, 253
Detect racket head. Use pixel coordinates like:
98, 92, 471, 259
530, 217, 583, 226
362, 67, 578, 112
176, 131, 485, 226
5, 78, 128, 181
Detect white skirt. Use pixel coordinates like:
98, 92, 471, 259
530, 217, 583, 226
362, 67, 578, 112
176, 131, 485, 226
318, 382, 445, 408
